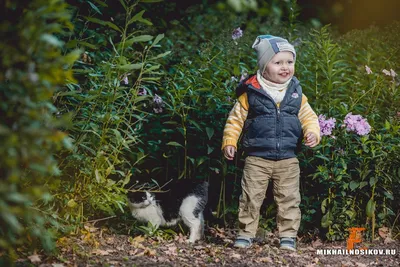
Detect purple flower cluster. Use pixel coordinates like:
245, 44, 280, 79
343, 113, 371, 136
153, 94, 164, 113
318, 115, 336, 136
138, 87, 147, 96
232, 27, 243, 40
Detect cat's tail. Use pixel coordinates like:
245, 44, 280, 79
203, 202, 225, 227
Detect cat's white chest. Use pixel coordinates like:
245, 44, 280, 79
131, 204, 165, 227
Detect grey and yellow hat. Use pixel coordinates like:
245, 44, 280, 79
252, 35, 296, 71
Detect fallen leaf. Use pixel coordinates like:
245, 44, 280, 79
144, 248, 156, 257
92, 249, 110, 256
355, 262, 367, 267
132, 235, 145, 243
129, 249, 139, 255
311, 238, 323, 247
378, 227, 389, 239
384, 236, 395, 244
28, 254, 41, 264
230, 253, 241, 260
166, 245, 178, 256
258, 257, 273, 263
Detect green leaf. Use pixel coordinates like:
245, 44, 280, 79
88, 1, 102, 14
359, 181, 368, 189
188, 157, 195, 165
151, 33, 164, 47
78, 41, 98, 50
369, 176, 378, 186
85, 17, 122, 33
1, 212, 23, 232
123, 35, 154, 47
148, 51, 172, 61
384, 191, 394, 200
95, 169, 103, 183
207, 145, 214, 155
166, 142, 184, 148
163, 121, 178, 125
321, 198, 328, 214
118, 0, 127, 10
384, 120, 391, 130
128, 10, 153, 26
345, 210, 355, 219
206, 127, 214, 140
196, 157, 207, 167
143, 64, 161, 74
111, 129, 123, 143
349, 181, 359, 191
321, 211, 332, 228
40, 34, 64, 47
366, 198, 376, 218
67, 199, 78, 208
315, 152, 331, 162
117, 63, 143, 70
189, 120, 203, 132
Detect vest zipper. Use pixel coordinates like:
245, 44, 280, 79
277, 108, 280, 159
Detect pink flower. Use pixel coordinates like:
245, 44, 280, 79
138, 87, 147, 96
365, 65, 372, 74
122, 75, 129, 85
344, 113, 371, 136
240, 71, 248, 82
318, 114, 336, 136
152, 94, 165, 113
382, 69, 391, 76
232, 27, 243, 40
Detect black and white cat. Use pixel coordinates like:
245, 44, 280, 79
127, 180, 209, 243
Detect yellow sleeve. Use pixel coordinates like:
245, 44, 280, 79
299, 94, 321, 144
221, 93, 249, 150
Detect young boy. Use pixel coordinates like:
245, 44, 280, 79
222, 35, 320, 251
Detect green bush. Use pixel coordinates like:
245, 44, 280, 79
54, 0, 171, 224
2, 1, 399, 261
0, 0, 79, 261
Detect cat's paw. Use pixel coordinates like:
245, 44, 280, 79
185, 238, 199, 244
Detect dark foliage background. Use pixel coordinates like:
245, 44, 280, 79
1, 0, 399, 263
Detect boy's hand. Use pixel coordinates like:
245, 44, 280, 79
223, 145, 236, 160
305, 132, 318, 147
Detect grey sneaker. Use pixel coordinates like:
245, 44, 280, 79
234, 236, 252, 248
280, 237, 296, 251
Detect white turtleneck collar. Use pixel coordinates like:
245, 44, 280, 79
256, 70, 292, 104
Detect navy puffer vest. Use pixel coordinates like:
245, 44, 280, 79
236, 75, 303, 160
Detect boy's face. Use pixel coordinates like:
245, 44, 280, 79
262, 51, 295, 84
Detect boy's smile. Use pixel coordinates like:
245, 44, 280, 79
262, 51, 295, 84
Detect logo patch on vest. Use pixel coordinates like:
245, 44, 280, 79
291, 92, 299, 99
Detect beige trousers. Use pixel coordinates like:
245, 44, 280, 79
238, 156, 301, 238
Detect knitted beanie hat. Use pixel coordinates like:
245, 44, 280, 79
252, 35, 296, 71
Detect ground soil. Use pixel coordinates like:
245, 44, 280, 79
17, 224, 400, 267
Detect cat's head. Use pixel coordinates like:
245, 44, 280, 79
127, 191, 155, 209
